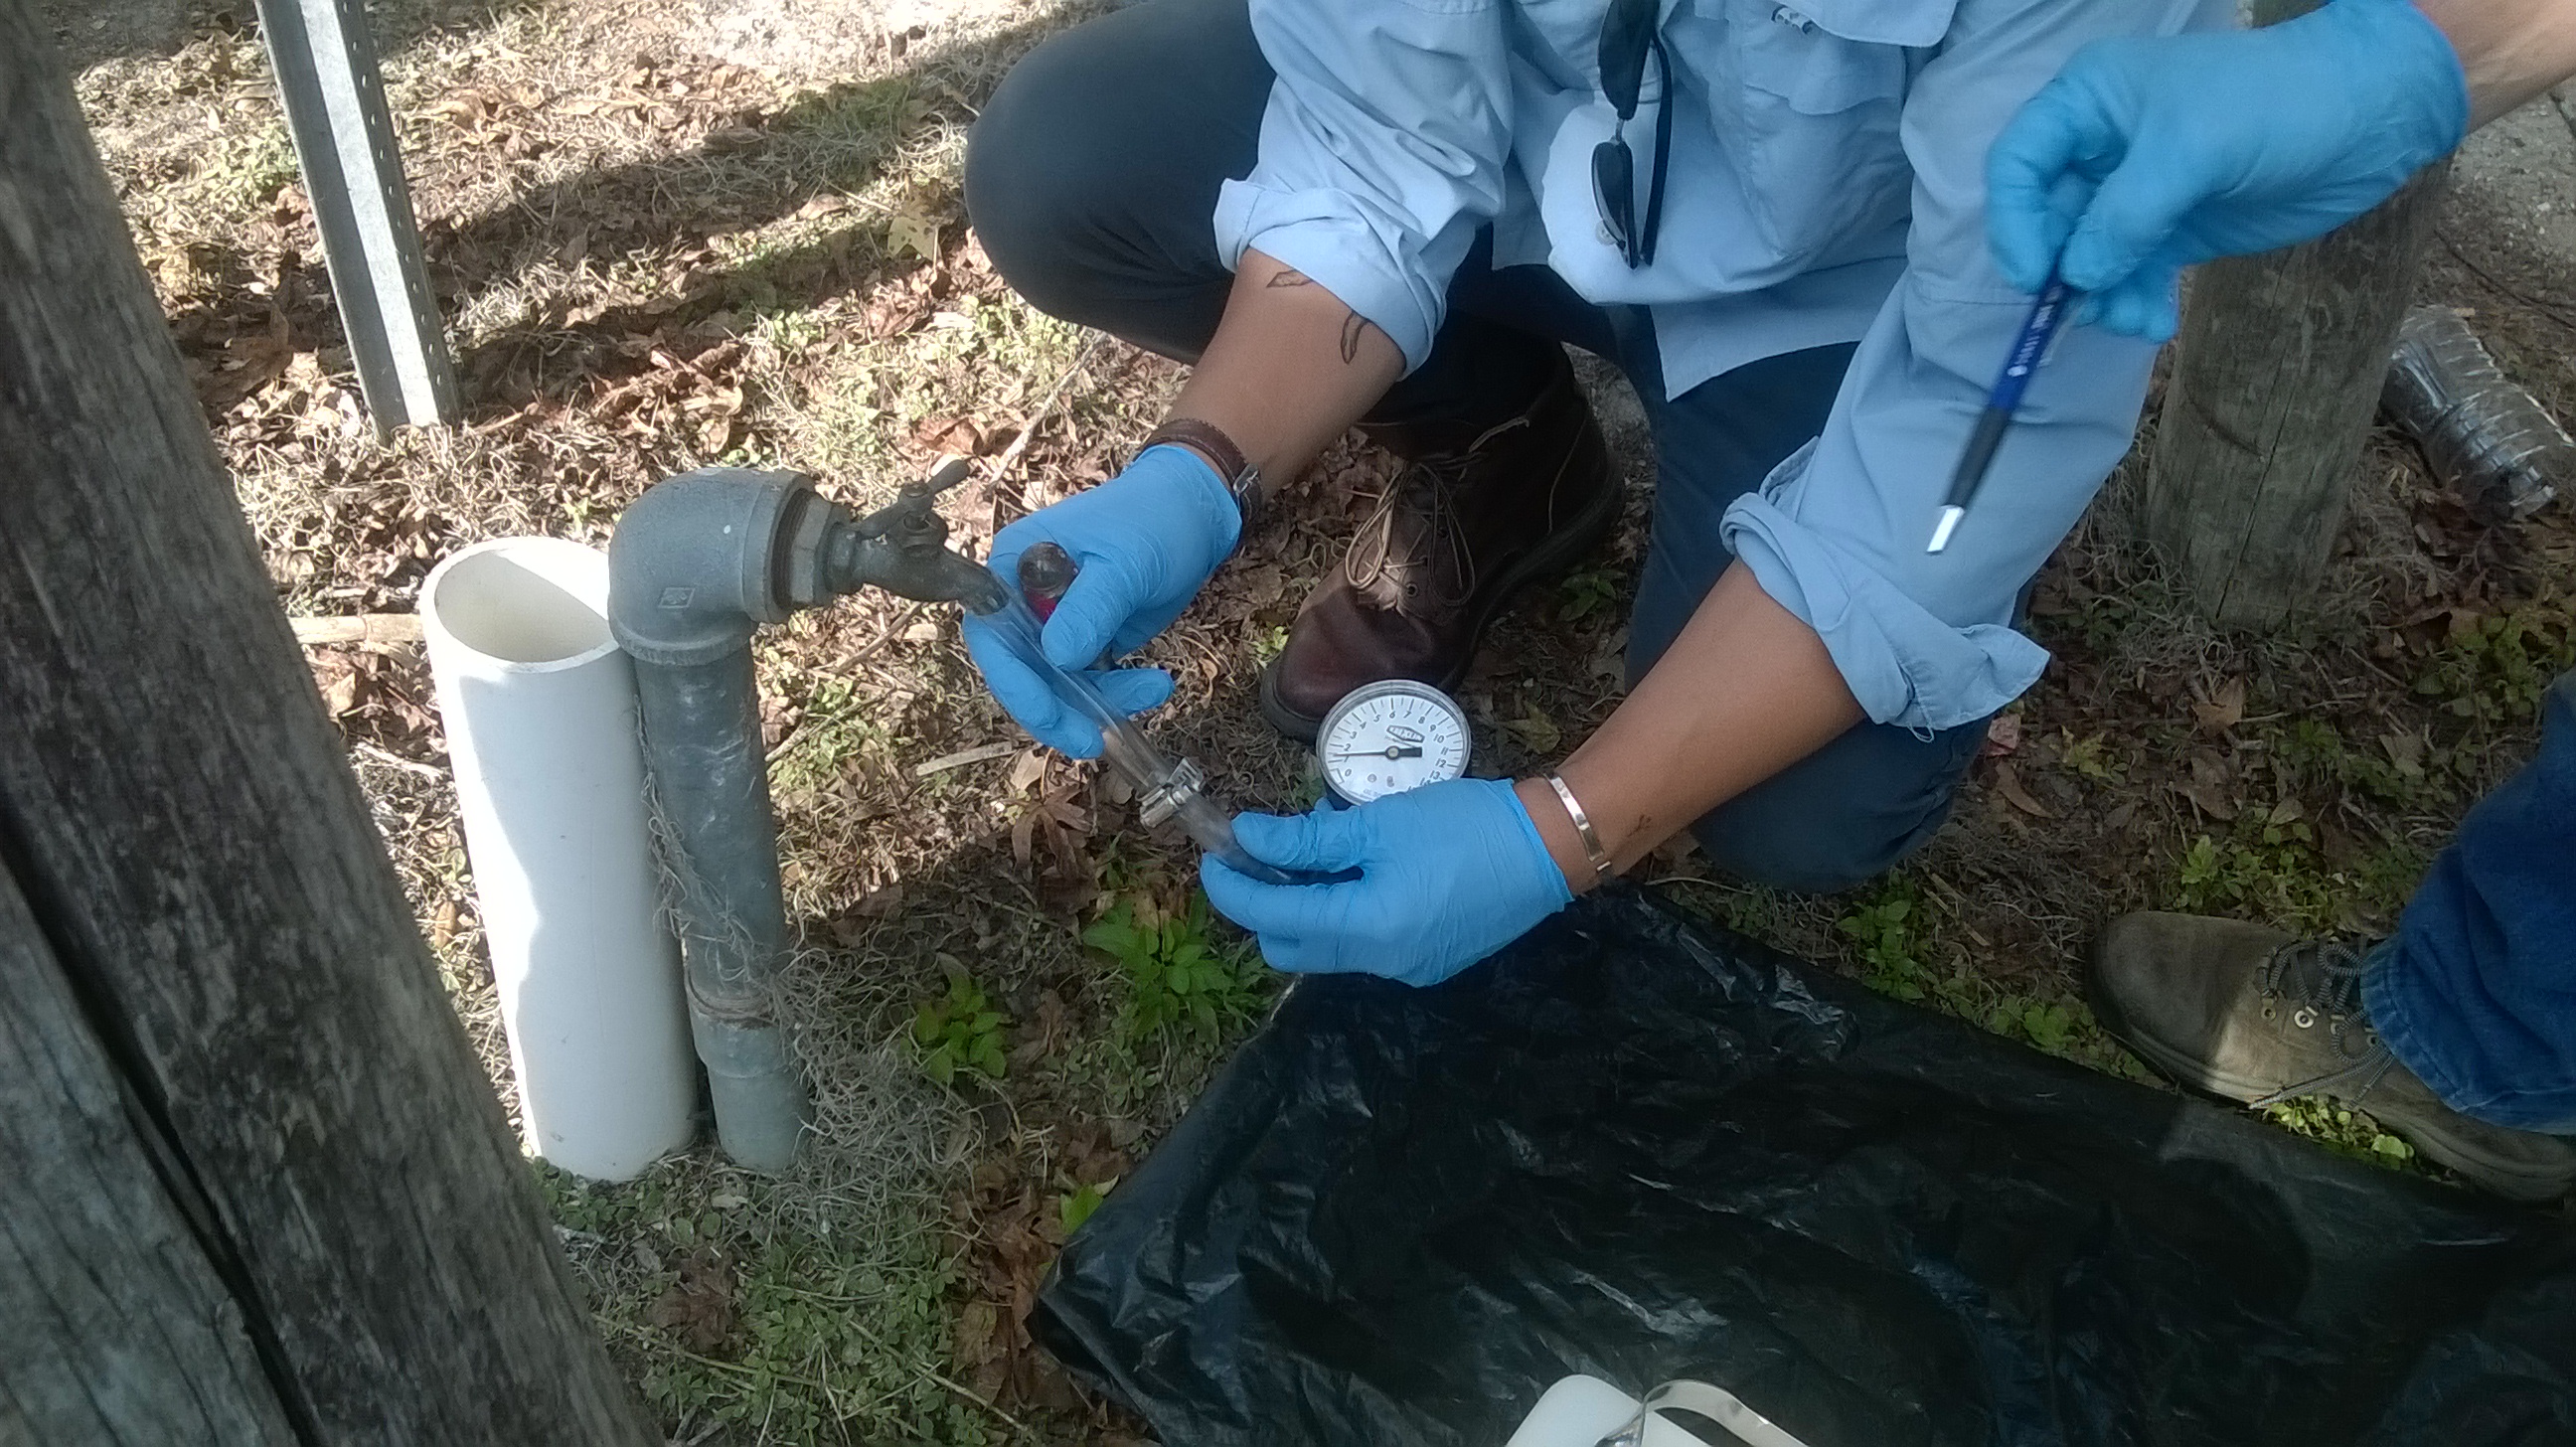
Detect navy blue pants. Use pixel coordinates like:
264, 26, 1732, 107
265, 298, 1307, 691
2368, 672, 2576, 1132
966, 0, 1985, 892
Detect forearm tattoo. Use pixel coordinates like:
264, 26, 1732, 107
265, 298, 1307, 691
1264, 266, 1380, 365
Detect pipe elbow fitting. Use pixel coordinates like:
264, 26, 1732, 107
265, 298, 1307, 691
608, 467, 842, 667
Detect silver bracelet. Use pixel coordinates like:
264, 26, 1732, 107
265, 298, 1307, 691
1543, 772, 1615, 882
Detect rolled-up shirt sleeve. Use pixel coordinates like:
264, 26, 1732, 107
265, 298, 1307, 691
1719, 0, 2223, 733
1213, 0, 1514, 373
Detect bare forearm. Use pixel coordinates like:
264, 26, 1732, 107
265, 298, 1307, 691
1164, 249, 1404, 483
2417, 0, 2576, 127
1519, 563, 1863, 888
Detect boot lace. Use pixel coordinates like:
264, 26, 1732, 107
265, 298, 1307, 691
1346, 415, 1530, 609
2247, 937, 2397, 1109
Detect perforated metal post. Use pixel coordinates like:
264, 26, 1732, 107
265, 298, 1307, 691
255, 0, 459, 432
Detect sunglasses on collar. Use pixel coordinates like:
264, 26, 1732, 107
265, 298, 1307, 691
1591, 0, 1673, 268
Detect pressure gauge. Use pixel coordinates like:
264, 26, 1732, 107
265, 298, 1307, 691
1318, 679, 1472, 804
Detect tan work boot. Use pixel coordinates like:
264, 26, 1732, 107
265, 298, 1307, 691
1258, 352, 1618, 740
2090, 911, 2576, 1204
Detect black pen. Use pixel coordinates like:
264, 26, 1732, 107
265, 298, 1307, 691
1926, 272, 2074, 555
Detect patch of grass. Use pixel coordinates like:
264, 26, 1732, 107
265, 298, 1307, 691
1248, 622, 1290, 670
1558, 564, 1618, 622
1838, 884, 1939, 1005
1836, 879, 2145, 1077
768, 75, 926, 189
540, 1166, 995, 1445
199, 120, 299, 216
2271, 716, 2440, 810
2261, 1095, 2429, 1175
1284, 766, 1328, 812
1083, 890, 1271, 1049
1990, 997, 2074, 1054
2057, 728, 2127, 785
770, 673, 898, 795
913, 966, 1011, 1086
2168, 804, 2350, 936
1057, 1181, 1108, 1235
2412, 603, 2575, 729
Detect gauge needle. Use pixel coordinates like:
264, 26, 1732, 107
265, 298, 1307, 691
1334, 746, 1424, 760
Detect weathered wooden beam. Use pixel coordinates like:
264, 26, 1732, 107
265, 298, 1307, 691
2143, 0, 2450, 631
0, 869, 298, 1446
0, 8, 651, 1443
289, 611, 423, 646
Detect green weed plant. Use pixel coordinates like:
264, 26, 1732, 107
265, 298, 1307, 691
912, 970, 1009, 1086
1083, 892, 1270, 1048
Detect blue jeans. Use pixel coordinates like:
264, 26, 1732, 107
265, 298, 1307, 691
2368, 671, 2576, 1132
967, 0, 1986, 892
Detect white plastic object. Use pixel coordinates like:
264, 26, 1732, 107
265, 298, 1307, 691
421, 538, 696, 1181
1506, 1374, 1815, 1447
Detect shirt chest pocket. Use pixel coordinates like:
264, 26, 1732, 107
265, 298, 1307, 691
1684, 0, 1913, 262
1723, 1, 1907, 114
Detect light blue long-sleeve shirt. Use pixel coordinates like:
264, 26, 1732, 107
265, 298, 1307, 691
1211, 0, 2234, 732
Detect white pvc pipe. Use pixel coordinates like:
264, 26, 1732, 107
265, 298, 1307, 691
420, 538, 695, 1182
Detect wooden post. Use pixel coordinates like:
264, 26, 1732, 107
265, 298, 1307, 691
2143, 0, 2449, 631
0, 9, 653, 1444
0, 871, 302, 1444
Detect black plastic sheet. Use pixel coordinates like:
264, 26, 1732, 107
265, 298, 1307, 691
1035, 890, 2576, 1446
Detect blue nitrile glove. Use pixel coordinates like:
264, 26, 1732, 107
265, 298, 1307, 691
961, 444, 1240, 757
1200, 777, 1575, 986
1987, 0, 2469, 342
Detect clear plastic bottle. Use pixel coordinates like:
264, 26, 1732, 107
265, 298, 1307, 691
2383, 306, 2567, 522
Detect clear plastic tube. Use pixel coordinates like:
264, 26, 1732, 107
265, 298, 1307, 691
965, 574, 1303, 885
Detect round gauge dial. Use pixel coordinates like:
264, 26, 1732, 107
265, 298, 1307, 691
1317, 679, 1472, 804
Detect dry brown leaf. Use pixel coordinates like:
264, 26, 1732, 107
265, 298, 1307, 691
201, 331, 301, 412
1008, 747, 1047, 795
910, 413, 980, 455
887, 211, 942, 262
2191, 675, 2246, 733
1992, 761, 2054, 818
315, 655, 362, 719
1234, 563, 1287, 609
2177, 753, 2240, 821
1980, 712, 2022, 759
953, 1301, 1002, 1368
1505, 710, 1561, 753
645, 1251, 736, 1354
2380, 728, 2425, 777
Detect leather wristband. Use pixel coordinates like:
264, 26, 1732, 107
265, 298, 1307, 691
1143, 417, 1264, 535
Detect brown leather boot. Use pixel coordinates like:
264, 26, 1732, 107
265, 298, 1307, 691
1259, 354, 1618, 739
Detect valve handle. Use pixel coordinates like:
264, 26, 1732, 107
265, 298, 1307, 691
909, 454, 976, 500
851, 455, 978, 541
